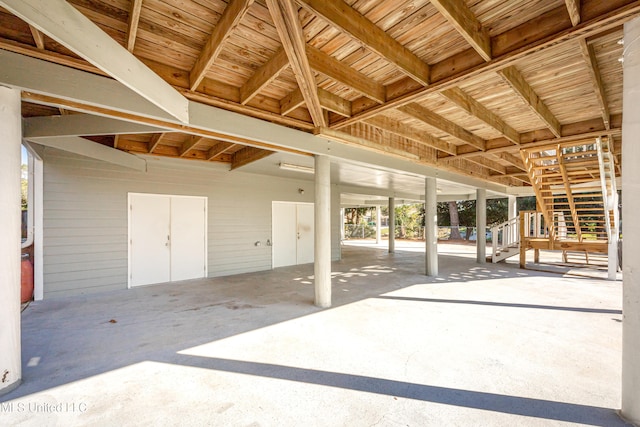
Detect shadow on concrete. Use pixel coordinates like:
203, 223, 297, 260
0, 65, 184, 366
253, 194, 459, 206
164, 355, 629, 427
0, 244, 624, 425
375, 296, 623, 315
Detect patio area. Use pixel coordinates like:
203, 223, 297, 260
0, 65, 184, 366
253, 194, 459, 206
0, 243, 627, 426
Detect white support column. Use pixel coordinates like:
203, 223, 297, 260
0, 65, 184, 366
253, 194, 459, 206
508, 195, 517, 220
388, 197, 395, 253
314, 155, 331, 308
476, 189, 487, 264
425, 177, 438, 276
0, 85, 22, 395
376, 205, 382, 245
621, 17, 640, 425
331, 184, 341, 261
508, 195, 517, 246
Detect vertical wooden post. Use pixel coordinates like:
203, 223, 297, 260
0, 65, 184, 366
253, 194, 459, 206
519, 211, 526, 269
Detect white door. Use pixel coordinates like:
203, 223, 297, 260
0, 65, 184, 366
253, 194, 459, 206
272, 202, 297, 268
129, 194, 207, 287
296, 204, 314, 264
171, 197, 207, 281
130, 194, 171, 286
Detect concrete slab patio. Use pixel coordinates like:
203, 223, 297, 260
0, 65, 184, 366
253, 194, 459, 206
0, 243, 629, 426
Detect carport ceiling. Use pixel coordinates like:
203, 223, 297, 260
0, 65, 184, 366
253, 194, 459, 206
3, 0, 634, 186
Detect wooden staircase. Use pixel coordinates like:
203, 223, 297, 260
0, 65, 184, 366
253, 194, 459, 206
518, 137, 618, 268
521, 138, 616, 246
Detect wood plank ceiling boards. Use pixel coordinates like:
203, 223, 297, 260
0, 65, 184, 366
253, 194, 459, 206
0, 0, 633, 185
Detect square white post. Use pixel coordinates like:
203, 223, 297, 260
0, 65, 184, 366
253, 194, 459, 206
425, 177, 438, 276
0, 85, 22, 395
476, 189, 487, 264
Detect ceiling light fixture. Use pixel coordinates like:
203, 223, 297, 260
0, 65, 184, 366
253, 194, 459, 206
279, 162, 315, 174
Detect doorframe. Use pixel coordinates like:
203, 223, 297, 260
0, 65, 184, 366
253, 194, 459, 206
271, 201, 314, 268
127, 192, 208, 288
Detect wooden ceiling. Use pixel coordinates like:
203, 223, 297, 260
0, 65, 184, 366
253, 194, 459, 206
2, 0, 636, 185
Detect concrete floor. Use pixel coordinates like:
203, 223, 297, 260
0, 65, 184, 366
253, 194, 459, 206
0, 242, 629, 426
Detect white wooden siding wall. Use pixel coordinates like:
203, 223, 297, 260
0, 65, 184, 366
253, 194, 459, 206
42, 148, 339, 298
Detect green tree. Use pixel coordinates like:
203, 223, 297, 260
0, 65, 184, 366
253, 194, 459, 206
21, 164, 27, 210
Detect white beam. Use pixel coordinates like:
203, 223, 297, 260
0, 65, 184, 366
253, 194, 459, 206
24, 114, 165, 139
0, 0, 189, 123
0, 86, 22, 395
28, 136, 146, 172
0, 50, 511, 194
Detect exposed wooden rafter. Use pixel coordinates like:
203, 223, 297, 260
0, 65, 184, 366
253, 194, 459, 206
498, 66, 562, 138
398, 103, 486, 151
207, 141, 237, 160
429, 0, 491, 61
180, 135, 206, 157
440, 87, 521, 145
148, 132, 166, 153
565, 0, 581, 26
298, 0, 430, 86
267, 0, 326, 127
579, 39, 610, 129
240, 48, 289, 105
280, 87, 305, 115
331, 2, 640, 130
29, 25, 44, 50
307, 46, 385, 104
126, 0, 143, 52
190, 0, 254, 91
231, 146, 274, 169
364, 115, 458, 155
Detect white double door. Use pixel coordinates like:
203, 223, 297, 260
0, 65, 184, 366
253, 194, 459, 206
129, 193, 207, 287
272, 202, 314, 268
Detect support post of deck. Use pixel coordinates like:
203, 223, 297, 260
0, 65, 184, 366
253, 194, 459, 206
519, 211, 526, 269
476, 189, 486, 264
314, 154, 331, 308
425, 177, 438, 276
388, 197, 395, 253
622, 16, 640, 425
376, 205, 382, 245
0, 85, 22, 395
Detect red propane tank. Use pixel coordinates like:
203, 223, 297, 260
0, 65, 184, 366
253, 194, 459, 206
21, 253, 34, 303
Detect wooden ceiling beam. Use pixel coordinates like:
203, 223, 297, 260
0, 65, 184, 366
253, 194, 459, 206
307, 45, 385, 103
364, 115, 458, 155
441, 87, 521, 145
126, 0, 143, 52
190, 0, 254, 91
429, 0, 491, 61
207, 141, 237, 160
281, 86, 351, 117
29, 25, 44, 50
565, 0, 581, 26
498, 152, 526, 171
267, 0, 326, 127
579, 39, 610, 129
297, 0, 430, 86
231, 146, 274, 170
280, 87, 305, 115
148, 132, 166, 153
240, 48, 289, 105
498, 66, 561, 138
180, 135, 206, 157
318, 88, 351, 117
398, 103, 486, 150
330, 1, 640, 130
465, 156, 506, 175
